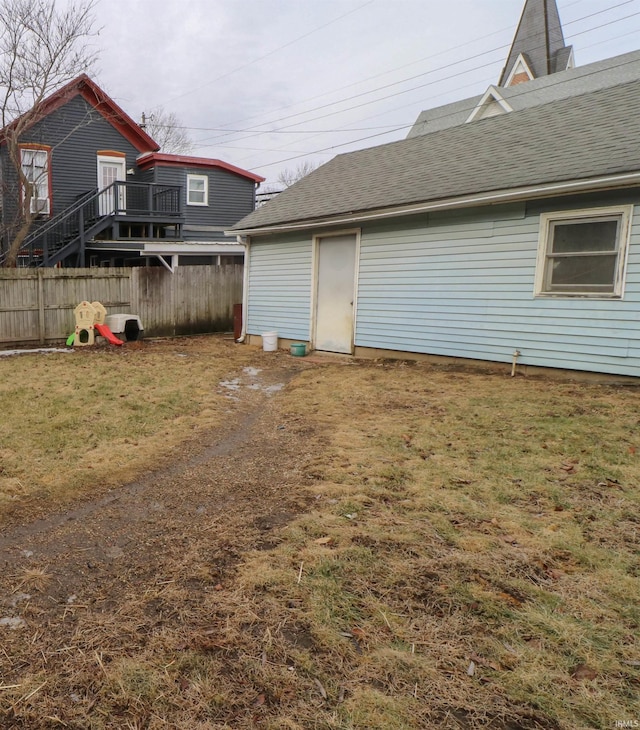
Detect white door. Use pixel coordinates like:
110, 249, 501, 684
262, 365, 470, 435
314, 234, 357, 353
97, 157, 126, 215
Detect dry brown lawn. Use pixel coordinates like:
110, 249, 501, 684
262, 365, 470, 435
0, 336, 638, 729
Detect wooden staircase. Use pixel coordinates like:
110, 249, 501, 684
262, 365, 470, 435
1, 181, 183, 267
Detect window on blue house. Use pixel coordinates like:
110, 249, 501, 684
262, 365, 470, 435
20, 146, 51, 216
535, 206, 633, 298
187, 174, 208, 206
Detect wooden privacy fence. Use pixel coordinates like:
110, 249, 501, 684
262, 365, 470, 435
0, 265, 244, 346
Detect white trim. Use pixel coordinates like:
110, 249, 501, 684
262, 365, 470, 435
466, 86, 514, 123
504, 53, 536, 87
239, 235, 250, 342
229, 172, 640, 237
155, 255, 175, 273
96, 154, 126, 178
310, 228, 361, 354
565, 47, 575, 71
20, 147, 51, 216
187, 173, 208, 206
97, 154, 126, 215
533, 205, 634, 299
142, 241, 244, 255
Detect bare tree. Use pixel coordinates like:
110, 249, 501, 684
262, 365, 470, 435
0, 0, 97, 267
142, 108, 193, 155
277, 160, 318, 188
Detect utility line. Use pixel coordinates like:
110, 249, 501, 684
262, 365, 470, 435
162, 0, 375, 105
182, 0, 587, 142
197, 9, 640, 167
190, 0, 636, 148
243, 49, 640, 174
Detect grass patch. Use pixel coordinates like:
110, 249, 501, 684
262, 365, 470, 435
0, 336, 259, 519
0, 344, 638, 728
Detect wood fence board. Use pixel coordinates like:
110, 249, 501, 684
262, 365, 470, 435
0, 265, 243, 345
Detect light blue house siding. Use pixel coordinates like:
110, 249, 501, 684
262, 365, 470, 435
247, 191, 640, 377
247, 232, 313, 341
357, 194, 640, 377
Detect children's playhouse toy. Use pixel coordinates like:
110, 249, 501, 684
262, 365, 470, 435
70, 301, 124, 347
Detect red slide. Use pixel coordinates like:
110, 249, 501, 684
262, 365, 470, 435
95, 323, 124, 346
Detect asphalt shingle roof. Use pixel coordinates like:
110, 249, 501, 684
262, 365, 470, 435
233, 78, 640, 232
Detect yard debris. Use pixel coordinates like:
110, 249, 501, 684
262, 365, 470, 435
469, 652, 502, 671
314, 536, 333, 545
467, 661, 476, 676
597, 478, 623, 489
314, 678, 328, 700
0, 616, 26, 629
571, 664, 598, 680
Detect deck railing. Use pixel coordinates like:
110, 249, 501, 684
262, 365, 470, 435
1, 182, 183, 267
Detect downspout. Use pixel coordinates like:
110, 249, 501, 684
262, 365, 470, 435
236, 235, 250, 342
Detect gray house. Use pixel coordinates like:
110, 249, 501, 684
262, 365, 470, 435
230, 0, 640, 378
0, 74, 264, 268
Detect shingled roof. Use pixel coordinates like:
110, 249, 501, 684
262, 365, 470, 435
232, 79, 640, 233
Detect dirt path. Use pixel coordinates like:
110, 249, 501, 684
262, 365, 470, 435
0, 361, 320, 721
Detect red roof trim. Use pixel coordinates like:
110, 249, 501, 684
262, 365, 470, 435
1, 74, 159, 154
136, 152, 265, 183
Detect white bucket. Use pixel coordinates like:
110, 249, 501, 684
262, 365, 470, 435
262, 331, 278, 352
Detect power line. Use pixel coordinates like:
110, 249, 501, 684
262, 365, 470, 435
162, 0, 376, 106
190, 0, 636, 149
245, 48, 640, 175
242, 20, 640, 166
184, 0, 586, 145
196, 9, 640, 174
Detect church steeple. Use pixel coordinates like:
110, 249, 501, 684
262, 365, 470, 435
498, 0, 573, 87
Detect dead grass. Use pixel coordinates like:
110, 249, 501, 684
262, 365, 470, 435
0, 343, 638, 728
0, 336, 260, 519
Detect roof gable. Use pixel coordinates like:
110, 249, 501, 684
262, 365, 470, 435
1, 74, 159, 153
466, 86, 514, 122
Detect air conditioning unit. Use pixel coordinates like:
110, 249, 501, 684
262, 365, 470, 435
30, 198, 50, 215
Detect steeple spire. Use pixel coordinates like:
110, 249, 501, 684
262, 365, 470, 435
498, 0, 573, 87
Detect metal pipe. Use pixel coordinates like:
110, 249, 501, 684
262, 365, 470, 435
511, 349, 521, 377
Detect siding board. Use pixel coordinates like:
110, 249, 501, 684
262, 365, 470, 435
245, 194, 640, 377
247, 234, 312, 340
355, 198, 640, 374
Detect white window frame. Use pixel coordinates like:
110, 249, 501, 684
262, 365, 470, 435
187, 173, 208, 206
20, 146, 51, 216
534, 205, 633, 299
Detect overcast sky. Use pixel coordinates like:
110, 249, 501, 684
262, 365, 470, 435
89, 0, 640, 187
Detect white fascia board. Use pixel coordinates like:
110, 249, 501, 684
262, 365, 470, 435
142, 242, 245, 254
466, 85, 514, 123
230, 172, 640, 237
504, 53, 536, 87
